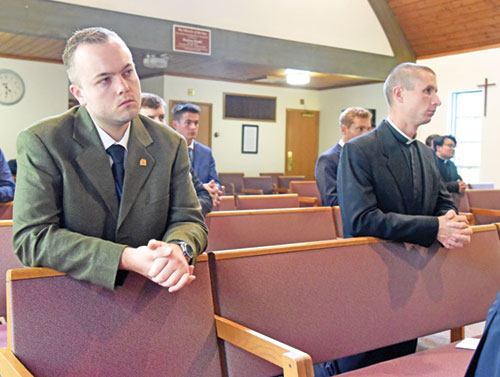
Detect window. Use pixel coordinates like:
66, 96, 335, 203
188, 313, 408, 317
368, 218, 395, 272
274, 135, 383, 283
450, 90, 482, 183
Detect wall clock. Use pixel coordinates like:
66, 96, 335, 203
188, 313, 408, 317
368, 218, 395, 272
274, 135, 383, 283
0, 69, 25, 105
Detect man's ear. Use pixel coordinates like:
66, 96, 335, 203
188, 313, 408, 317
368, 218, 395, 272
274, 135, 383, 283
171, 120, 178, 130
70, 84, 87, 106
393, 85, 405, 104
340, 124, 347, 136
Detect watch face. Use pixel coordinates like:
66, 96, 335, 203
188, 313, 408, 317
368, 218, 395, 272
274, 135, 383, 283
0, 69, 25, 105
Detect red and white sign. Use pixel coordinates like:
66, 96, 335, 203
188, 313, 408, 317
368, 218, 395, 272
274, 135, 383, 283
173, 25, 211, 55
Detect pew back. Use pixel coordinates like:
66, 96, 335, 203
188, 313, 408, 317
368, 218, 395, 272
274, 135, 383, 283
211, 225, 500, 376
213, 195, 237, 211
205, 207, 337, 252
5, 262, 223, 377
0, 221, 22, 318
236, 193, 300, 210
243, 177, 274, 195
467, 189, 500, 224
0, 202, 13, 220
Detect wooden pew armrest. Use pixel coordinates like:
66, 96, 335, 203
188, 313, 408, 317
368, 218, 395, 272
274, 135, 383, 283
470, 208, 500, 216
276, 187, 290, 194
298, 197, 319, 207
215, 315, 313, 377
0, 348, 33, 377
242, 188, 264, 195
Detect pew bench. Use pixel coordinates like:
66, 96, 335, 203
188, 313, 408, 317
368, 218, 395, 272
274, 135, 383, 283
236, 193, 300, 210
467, 189, 500, 224
209, 224, 500, 377
0, 257, 313, 377
0, 202, 13, 221
205, 207, 339, 252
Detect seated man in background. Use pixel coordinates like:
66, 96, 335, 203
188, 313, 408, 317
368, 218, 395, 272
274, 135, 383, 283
425, 133, 440, 149
0, 147, 15, 202
140, 92, 219, 214
13, 27, 207, 291
171, 103, 221, 194
434, 135, 467, 193
315, 107, 372, 206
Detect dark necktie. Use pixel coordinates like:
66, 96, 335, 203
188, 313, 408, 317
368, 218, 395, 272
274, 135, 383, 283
188, 147, 194, 165
106, 145, 125, 200
408, 142, 423, 212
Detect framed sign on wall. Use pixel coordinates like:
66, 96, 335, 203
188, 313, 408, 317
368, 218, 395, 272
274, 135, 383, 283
242, 125, 259, 154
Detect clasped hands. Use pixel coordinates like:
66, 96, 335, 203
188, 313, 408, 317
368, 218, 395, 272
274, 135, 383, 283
437, 209, 473, 249
120, 239, 195, 292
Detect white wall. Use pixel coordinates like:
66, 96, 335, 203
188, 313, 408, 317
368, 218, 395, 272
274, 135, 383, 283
317, 83, 388, 153
0, 58, 68, 159
50, 0, 392, 56
141, 75, 321, 176
419, 48, 500, 186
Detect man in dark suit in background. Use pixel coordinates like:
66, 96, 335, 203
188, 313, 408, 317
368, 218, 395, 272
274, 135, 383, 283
465, 288, 500, 377
315, 107, 372, 206
13, 27, 207, 291
336, 62, 472, 373
171, 103, 221, 193
140, 92, 219, 215
434, 135, 467, 193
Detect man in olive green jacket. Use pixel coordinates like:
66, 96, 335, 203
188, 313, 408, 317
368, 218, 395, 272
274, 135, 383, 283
13, 27, 207, 291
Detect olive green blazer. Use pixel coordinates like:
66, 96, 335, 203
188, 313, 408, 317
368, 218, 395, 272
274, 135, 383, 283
13, 106, 207, 290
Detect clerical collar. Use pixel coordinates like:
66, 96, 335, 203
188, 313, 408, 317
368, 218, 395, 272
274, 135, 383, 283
437, 156, 449, 164
339, 138, 345, 147
386, 118, 417, 145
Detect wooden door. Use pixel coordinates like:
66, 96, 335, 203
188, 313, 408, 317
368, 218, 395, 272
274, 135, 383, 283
169, 100, 213, 147
285, 109, 319, 180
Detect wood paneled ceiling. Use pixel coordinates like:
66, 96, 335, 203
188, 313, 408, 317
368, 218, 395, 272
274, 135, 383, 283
2, 0, 500, 89
388, 0, 500, 58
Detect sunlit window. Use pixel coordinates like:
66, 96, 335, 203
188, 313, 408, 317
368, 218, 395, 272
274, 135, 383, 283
450, 90, 482, 183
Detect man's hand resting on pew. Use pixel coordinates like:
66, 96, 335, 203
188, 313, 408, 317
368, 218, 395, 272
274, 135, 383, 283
119, 240, 195, 292
437, 210, 473, 249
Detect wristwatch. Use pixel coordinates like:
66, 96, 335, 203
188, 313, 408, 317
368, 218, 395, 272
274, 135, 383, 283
171, 240, 194, 265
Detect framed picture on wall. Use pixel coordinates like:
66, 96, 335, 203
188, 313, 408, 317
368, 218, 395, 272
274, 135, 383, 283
242, 124, 258, 154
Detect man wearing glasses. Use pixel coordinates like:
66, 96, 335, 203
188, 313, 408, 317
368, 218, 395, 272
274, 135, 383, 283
434, 135, 467, 193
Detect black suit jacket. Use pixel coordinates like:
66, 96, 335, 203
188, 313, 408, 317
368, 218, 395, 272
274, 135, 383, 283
190, 167, 212, 216
315, 143, 342, 206
338, 121, 456, 247
436, 156, 462, 193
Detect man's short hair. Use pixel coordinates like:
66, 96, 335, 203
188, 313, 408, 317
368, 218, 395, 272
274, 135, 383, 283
425, 134, 440, 147
339, 107, 372, 128
141, 93, 166, 110
433, 135, 457, 152
62, 27, 129, 84
383, 62, 436, 106
172, 103, 201, 122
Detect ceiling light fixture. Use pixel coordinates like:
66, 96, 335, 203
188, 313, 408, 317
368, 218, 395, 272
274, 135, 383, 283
285, 69, 311, 85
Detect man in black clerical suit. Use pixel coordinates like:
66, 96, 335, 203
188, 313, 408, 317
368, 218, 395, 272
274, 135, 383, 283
335, 62, 472, 374
315, 107, 371, 206
434, 135, 467, 193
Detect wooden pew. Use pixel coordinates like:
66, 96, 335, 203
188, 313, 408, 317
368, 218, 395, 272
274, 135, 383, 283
467, 189, 500, 224
205, 207, 338, 252
212, 195, 237, 211
0, 258, 313, 377
289, 181, 320, 207
277, 176, 305, 193
243, 177, 274, 195
0, 202, 13, 220
236, 193, 300, 210
209, 224, 500, 377
0, 221, 23, 327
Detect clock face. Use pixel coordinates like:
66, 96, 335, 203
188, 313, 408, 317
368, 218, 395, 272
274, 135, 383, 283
0, 69, 25, 105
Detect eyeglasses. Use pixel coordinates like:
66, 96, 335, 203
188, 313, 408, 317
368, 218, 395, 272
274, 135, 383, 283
171, 103, 200, 114
444, 143, 456, 149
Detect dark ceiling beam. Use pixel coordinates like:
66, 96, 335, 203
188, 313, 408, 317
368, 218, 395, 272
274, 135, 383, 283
2, 0, 400, 80
367, 0, 416, 64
